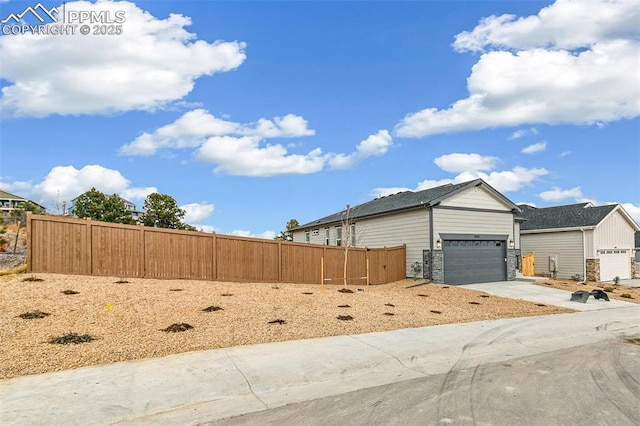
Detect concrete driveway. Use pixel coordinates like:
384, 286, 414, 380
458, 280, 638, 311
1, 280, 639, 425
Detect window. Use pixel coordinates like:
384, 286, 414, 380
325, 228, 330, 245
350, 224, 356, 247
305, 231, 310, 243
335, 226, 342, 246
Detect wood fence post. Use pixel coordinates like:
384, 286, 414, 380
321, 255, 324, 292
86, 219, 92, 275
366, 257, 370, 288
139, 224, 145, 278
278, 240, 282, 283
26, 212, 32, 273
212, 232, 217, 281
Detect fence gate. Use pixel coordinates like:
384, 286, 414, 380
522, 252, 535, 276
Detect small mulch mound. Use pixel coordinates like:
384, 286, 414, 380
49, 333, 96, 345
337, 315, 354, 321
161, 323, 193, 333
18, 310, 50, 319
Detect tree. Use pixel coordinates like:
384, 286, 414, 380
340, 205, 353, 288
9, 201, 45, 254
275, 218, 299, 241
73, 188, 135, 224
142, 193, 195, 230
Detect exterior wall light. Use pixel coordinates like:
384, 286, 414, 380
508, 239, 514, 248
435, 239, 441, 249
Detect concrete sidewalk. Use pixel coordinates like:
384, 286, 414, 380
1, 282, 639, 426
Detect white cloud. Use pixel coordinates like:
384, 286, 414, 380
120, 109, 315, 156
328, 130, 393, 169
369, 186, 412, 198
0, 180, 33, 194
373, 153, 548, 196
522, 141, 547, 154
121, 109, 391, 176
559, 151, 572, 157
509, 127, 538, 139
0, 1, 246, 117
195, 136, 327, 177
181, 202, 215, 223
230, 229, 276, 240
539, 186, 583, 202
3, 164, 157, 207
453, 0, 639, 52
395, 0, 640, 138
620, 203, 640, 225
433, 153, 497, 173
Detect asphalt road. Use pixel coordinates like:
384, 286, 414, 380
210, 338, 640, 426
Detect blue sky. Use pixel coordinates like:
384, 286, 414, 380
1, 0, 639, 238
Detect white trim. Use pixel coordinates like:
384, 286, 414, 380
596, 204, 640, 232
521, 226, 596, 234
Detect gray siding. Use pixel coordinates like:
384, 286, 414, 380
356, 209, 429, 277
520, 231, 584, 279
433, 209, 515, 242
440, 186, 513, 211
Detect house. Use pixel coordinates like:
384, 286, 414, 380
68, 195, 144, 222
635, 231, 640, 278
292, 179, 522, 285
518, 203, 639, 282
0, 189, 46, 219
121, 198, 145, 222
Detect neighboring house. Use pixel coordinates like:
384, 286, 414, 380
635, 231, 640, 278
292, 179, 522, 285
68, 195, 144, 222
121, 198, 145, 222
0, 189, 46, 219
518, 203, 639, 282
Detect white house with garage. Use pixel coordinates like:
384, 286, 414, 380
292, 179, 522, 285
518, 203, 639, 282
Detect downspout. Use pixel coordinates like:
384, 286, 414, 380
580, 227, 586, 281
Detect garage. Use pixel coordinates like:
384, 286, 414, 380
443, 238, 507, 285
599, 249, 631, 281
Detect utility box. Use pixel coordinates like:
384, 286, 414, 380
549, 255, 559, 275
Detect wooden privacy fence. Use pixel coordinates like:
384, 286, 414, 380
26, 213, 406, 285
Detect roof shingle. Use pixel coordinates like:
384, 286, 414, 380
518, 203, 617, 231
296, 179, 511, 229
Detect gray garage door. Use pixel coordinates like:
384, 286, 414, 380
443, 239, 506, 285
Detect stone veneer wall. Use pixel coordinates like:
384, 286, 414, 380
586, 258, 600, 282
431, 250, 444, 283
631, 255, 636, 278
507, 249, 517, 280
429, 249, 515, 283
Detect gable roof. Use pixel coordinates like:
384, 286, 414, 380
0, 189, 46, 210
0, 189, 27, 200
518, 202, 620, 231
296, 179, 518, 230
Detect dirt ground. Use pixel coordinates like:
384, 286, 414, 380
537, 279, 640, 303
0, 271, 574, 379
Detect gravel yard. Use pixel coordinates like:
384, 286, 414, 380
0, 272, 573, 379
536, 279, 640, 303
